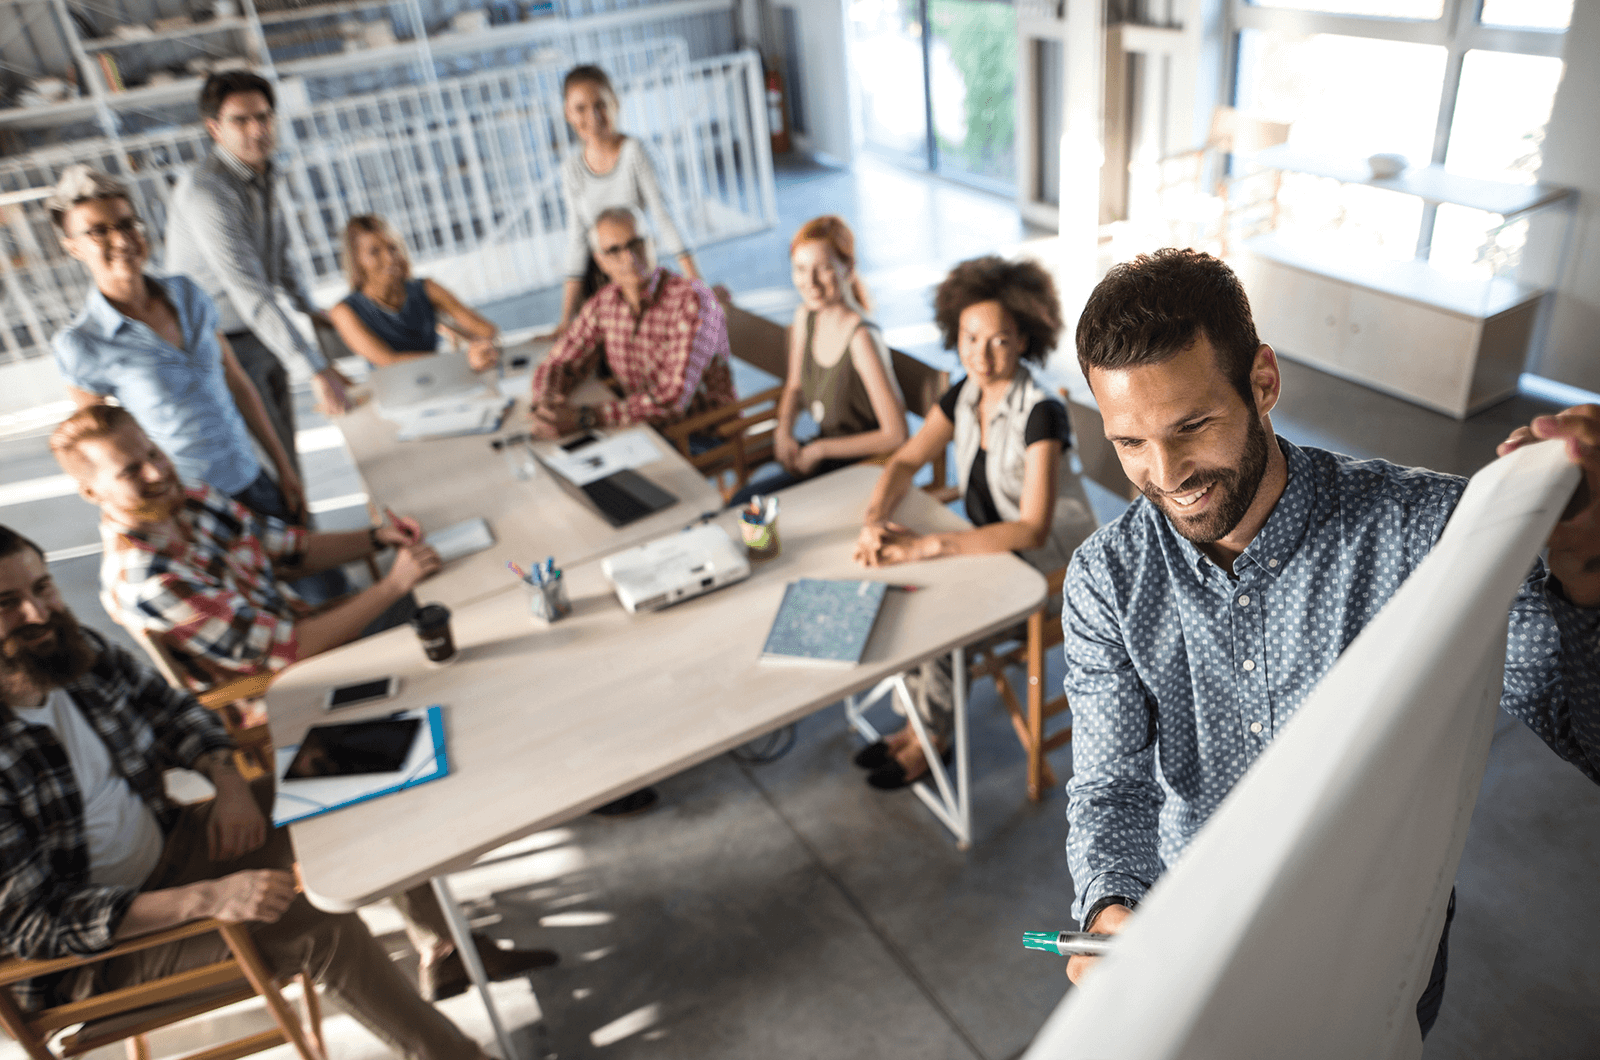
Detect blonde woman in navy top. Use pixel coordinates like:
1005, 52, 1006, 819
329, 215, 501, 371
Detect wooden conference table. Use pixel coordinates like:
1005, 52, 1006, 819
276, 404, 1045, 1055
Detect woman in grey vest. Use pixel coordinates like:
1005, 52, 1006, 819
850, 256, 1097, 788
329, 215, 501, 371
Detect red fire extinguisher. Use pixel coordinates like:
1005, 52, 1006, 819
765, 63, 791, 155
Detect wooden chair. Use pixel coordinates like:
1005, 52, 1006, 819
101, 595, 275, 779
1137, 105, 1290, 256
882, 348, 953, 500
968, 394, 1131, 802
663, 300, 787, 501
0, 919, 324, 1060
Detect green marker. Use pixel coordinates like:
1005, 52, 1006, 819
1023, 931, 1114, 957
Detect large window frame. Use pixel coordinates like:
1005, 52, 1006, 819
1229, 0, 1567, 259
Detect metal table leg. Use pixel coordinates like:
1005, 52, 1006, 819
430, 875, 521, 1060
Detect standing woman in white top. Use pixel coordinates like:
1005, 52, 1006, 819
548, 64, 704, 337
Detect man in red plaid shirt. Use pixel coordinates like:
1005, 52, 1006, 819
529, 205, 734, 439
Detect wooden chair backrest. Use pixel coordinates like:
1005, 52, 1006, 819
1207, 105, 1291, 155
889, 348, 948, 420
1064, 395, 1139, 502
721, 302, 789, 379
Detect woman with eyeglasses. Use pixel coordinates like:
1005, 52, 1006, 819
48, 163, 309, 529
545, 63, 704, 339
328, 214, 501, 371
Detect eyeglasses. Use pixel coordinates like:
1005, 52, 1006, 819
598, 235, 647, 259
70, 218, 146, 245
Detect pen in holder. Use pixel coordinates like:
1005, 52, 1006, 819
511, 557, 570, 622
492, 434, 539, 480
739, 494, 780, 560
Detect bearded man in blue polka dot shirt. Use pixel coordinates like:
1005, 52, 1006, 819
1060, 248, 1600, 1037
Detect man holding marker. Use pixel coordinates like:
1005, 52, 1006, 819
1060, 250, 1600, 1036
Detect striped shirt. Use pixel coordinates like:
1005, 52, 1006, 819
531, 268, 734, 429
165, 145, 329, 371
0, 628, 233, 1010
100, 482, 308, 690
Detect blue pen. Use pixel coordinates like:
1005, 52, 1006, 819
543, 556, 555, 580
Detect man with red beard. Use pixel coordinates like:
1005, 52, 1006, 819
48, 403, 558, 997
0, 525, 495, 1056
1060, 249, 1600, 1039
50, 403, 436, 692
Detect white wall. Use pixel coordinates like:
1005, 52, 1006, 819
774, 0, 854, 164
1531, 2, 1600, 393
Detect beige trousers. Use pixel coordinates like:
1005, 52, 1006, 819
90, 783, 480, 1060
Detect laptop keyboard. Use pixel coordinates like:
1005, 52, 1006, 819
583, 476, 652, 526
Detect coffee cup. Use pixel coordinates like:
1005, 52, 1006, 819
411, 603, 456, 663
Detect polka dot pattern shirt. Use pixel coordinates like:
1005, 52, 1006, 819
1062, 439, 1600, 923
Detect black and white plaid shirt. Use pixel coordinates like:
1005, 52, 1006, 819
0, 628, 234, 1011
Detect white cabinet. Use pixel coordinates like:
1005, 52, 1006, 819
1238, 145, 1572, 420
1246, 249, 1541, 419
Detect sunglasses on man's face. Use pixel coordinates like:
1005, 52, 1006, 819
599, 235, 647, 258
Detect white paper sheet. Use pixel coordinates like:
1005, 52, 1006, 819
1024, 441, 1581, 1060
389, 396, 512, 441
425, 517, 495, 563
540, 429, 662, 486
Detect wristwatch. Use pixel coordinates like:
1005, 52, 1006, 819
577, 405, 599, 431
1081, 895, 1138, 933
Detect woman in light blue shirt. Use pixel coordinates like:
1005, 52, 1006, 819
49, 164, 306, 526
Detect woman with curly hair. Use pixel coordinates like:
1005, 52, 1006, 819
850, 254, 1097, 788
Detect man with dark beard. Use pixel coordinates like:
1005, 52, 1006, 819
0, 526, 497, 1057
48, 403, 559, 998
1060, 249, 1600, 1038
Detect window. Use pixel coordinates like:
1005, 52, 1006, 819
1478, 0, 1572, 31
1230, 1, 1566, 274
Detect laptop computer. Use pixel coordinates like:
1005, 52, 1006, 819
370, 353, 485, 411
601, 522, 751, 613
529, 436, 678, 528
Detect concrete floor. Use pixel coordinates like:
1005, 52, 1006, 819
2, 154, 1597, 1060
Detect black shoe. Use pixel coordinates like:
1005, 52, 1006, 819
867, 744, 954, 791
592, 787, 659, 817
852, 740, 891, 769
421, 934, 560, 1001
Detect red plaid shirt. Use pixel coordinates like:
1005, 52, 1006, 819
531, 268, 735, 428
100, 482, 308, 690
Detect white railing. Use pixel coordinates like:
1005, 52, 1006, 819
0, 41, 776, 363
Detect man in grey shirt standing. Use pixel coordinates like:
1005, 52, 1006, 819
165, 71, 348, 474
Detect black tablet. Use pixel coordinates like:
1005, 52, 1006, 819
283, 717, 422, 780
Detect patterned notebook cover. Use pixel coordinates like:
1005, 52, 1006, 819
760, 579, 889, 667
